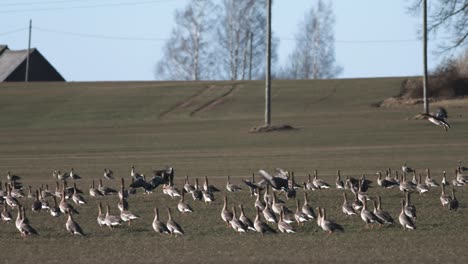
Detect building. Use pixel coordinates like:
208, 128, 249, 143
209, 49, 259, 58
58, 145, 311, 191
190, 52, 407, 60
0, 45, 65, 82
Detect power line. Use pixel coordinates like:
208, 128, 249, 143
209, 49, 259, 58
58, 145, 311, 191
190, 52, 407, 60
1, 0, 96, 7
0, 27, 28, 36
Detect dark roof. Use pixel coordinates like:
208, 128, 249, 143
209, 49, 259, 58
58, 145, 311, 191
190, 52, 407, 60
0, 48, 32, 81
0, 45, 8, 54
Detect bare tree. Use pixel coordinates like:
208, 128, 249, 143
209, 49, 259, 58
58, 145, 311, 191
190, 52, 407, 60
409, 0, 467, 51
155, 0, 215, 80
283, 0, 342, 79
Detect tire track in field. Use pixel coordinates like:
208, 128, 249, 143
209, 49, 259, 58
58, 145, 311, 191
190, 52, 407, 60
158, 85, 213, 119
189, 84, 241, 116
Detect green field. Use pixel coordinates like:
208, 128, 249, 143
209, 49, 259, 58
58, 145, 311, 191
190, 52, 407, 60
0, 78, 467, 263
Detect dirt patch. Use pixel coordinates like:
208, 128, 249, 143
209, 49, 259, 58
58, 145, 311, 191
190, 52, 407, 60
249, 124, 297, 133
375, 97, 434, 108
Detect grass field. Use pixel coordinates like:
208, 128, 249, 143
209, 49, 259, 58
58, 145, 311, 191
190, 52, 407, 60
0, 78, 467, 263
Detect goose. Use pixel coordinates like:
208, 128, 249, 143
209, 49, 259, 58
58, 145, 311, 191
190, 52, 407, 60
399, 200, 416, 230
342, 192, 356, 216
335, 170, 345, 189
351, 192, 363, 212
294, 199, 308, 225
120, 209, 139, 225
31, 190, 42, 212
452, 171, 465, 186
425, 169, 439, 187
192, 178, 203, 201
9, 183, 24, 199
262, 202, 277, 223
41, 184, 53, 198
72, 186, 87, 205
221, 195, 233, 226
263, 185, 273, 204
258, 169, 288, 191
312, 170, 330, 189
399, 173, 416, 192
271, 193, 283, 215
373, 196, 394, 225
357, 179, 371, 203
359, 174, 372, 192
254, 207, 276, 235
455, 168, 468, 184
202, 189, 215, 205
96, 202, 106, 227
449, 188, 459, 211
103, 168, 114, 180
305, 174, 317, 190
183, 176, 195, 193
411, 172, 418, 186
402, 162, 414, 174
285, 177, 296, 200
69, 168, 81, 180
118, 195, 129, 212
89, 180, 104, 197
376, 172, 398, 188
177, 190, 193, 214
99, 179, 118, 195
27, 185, 34, 199
254, 189, 266, 211
56, 170, 68, 181
59, 190, 79, 215
105, 204, 122, 229
318, 207, 344, 236
239, 204, 255, 231
118, 178, 129, 200
6, 171, 21, 181
152, 208, 169, 235
360, 199, 381, 228
66, 212, 84, 235
230, 206, 247, 233
166, 207, 184, 236
420, 113, 450, 131
1, 204, 13, 223
243, 173, 259, 196
441, 171, 449, 186
163, 184, 181, 198
130, 165, 143, 180
153, 166, 174, 185
203, 176, 220, 193
226, 175, 242, 192
440, 183, 451, 207
278, 208, 295, 233
38, 188, 50, 211
416, 174, 429, 194
302, 192, 316, 220
17, 206, 38, 237
5, 184, 20, 208
50, 196, 61, 217
404, 192, 417, 220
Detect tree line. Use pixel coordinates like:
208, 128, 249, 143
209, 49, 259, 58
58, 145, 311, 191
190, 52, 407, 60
155, 0, 341, 81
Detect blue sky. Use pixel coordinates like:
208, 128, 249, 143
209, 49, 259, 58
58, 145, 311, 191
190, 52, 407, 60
0, 0, 455, 81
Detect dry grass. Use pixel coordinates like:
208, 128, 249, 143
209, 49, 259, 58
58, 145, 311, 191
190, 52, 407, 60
0, 78, 467, 263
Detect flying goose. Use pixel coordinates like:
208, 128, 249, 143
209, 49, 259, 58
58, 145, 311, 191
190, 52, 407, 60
258, 169, 288, 191
243, 173, 260, 196
221, 195, 233, 226
230, 206, 247, 233
239, 204, 255, 231
253, 207, 276, 235
177, 190, 193, 214
65, 212, 84, 236
373, 196, 394, 225
449, 188, 459, 211
420, 113, 450, 131
226, 175, 242, 192
166, 207, 184, 236
152, 208, 169, 235
399, 200, 416, 230
104, 204, 122, 229
103, 168, 114, 180
6, 171, 21, 182
130, 165, 143, 180
336, 170, 345, 189
342, 192, 356, 216
277, 208, 295, 233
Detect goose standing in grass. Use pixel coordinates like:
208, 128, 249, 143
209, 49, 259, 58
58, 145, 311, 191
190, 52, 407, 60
402, 163, 414, 174
6, 171, 21, 182
17, 206, 38, 237
118, 195, 129, 212
202, 188, 215, 205
360, 199, 381, 229
89, 181, 104, 197
318, 207, 344, 236
352, 192, 363, 212
254, 207, 276, 235
183, 176, 195, 194
239, 204, 255, 231
230, 206, 247, 233
416, 174, 429, 194
376, 172, 398, 189
455, 168, 468, 184
39, 189, 50, 211
278, 208, 295, 233
449, 189, 459, 211
97, 202, 106, 227
5, 184, 20, 208
192, 178, 203, 201
294, 199, 308, 225
263, 202, 277, 223
452, 171, 465, 186
72, 186, 87, 206
98, 179, 118, 196
399, 173, 416, 193
118, 178, 129, 200
1, 204, 13, 223
305, 174, 317, 190
105, 204, 122, 229
312, 170, 330, 189
441, 171, 449, 186
31, 190, 42, 212
120, 209, 139, 225
69, 168, 81, 180
399, 200, 416, 230
285, 177, 296, 200
440, 183, 452, 207
221, 195, 233, 226
177, 190, 193, 214
254, 189, 266, 211
166, 207, 184, 236
373, 196, 394, 226
66, 212, 84, 236
342, 192, 356, 216
425, 169, 439, 187
50, 196, 60, 217
302, 192, 316, 220
59, 190, 79, 215
152, 208, 169, 235
103, 168, 114, 180
404, 192, 417, 221
203, 176, 220, 193
335, 170, 345, 189
226, 175, 242, 192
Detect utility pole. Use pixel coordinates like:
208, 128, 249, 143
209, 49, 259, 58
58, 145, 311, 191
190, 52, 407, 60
241, 31, 249, 80
248, 32, 253, 80
422, 0, 429, 114
265, 0, 272, 126
25, 19, 32, 82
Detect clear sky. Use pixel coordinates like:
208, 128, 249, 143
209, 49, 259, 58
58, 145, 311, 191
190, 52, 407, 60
0, 0, 455, 81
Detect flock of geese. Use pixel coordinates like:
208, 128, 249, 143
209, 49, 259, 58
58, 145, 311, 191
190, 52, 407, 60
0, 161, 466, 238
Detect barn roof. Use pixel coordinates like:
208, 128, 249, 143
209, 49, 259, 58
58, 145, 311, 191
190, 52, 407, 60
0, 48, 33, 81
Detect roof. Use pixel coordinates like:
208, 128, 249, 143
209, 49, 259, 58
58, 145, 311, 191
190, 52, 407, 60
0, 48, 33, 81
0, 45, 8, 55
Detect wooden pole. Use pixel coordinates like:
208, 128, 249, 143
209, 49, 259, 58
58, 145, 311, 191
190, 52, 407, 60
249, 32, 253, 80
265, 0, 272, 126
422, 0, 429, 114
25, 19, 32, 82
